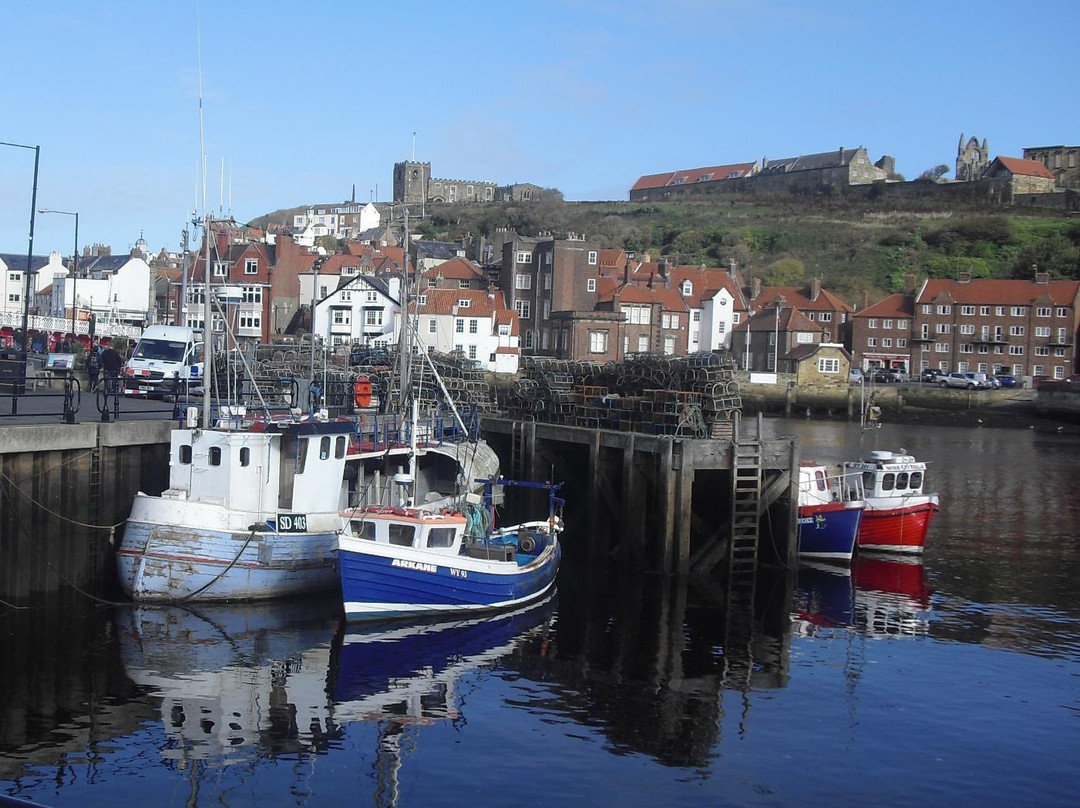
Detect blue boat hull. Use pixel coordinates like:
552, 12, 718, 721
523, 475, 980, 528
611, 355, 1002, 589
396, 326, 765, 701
797, 503, 863, 562
338, 536, 561, 621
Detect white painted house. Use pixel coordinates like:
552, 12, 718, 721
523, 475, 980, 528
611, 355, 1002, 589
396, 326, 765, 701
414, 288, 519, 373
43, 253, 154, 327
292, 202, 381, 246
313, 273, 402, 350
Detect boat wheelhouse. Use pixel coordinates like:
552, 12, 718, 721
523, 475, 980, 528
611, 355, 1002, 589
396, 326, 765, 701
842, 449, 939, 553
796, 461, 865, 562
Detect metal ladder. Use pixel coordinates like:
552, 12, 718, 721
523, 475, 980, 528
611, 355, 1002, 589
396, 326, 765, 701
722, 438, 762, 690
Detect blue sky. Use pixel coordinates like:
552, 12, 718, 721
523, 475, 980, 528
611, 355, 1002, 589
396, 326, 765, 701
2, 0, 1077, 258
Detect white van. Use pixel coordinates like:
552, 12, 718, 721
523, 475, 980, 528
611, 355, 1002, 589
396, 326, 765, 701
123, 325, 204, 398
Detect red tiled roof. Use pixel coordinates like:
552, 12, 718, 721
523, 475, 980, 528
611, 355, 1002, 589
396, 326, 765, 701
753, 285, 854, 313
993, 156, 1056, 180
630, 172, 676, 192
415, 288, 505, 317
667, 163, 757, 185
422, 255, 484, 280
919, 277, 1080, 306
852, 293, 914, 318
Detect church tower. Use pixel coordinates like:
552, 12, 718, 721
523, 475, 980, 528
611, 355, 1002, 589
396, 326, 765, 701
956, 134, 989, 182
393, 161, 431, 205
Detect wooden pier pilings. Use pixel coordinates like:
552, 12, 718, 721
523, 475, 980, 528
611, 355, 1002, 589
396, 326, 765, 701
481, 415, 798, 578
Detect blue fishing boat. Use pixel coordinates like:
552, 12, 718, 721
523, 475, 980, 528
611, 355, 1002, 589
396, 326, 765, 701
796, 461, 865, 562
336, 477, 564, 622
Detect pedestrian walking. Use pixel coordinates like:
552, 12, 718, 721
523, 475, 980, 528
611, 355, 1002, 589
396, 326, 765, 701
87, 344, 102, 392
100, 343, 124, 394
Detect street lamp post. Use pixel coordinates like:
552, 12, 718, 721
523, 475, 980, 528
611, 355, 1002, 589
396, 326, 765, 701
1, 140, 40, 354
39, 208, 79, 337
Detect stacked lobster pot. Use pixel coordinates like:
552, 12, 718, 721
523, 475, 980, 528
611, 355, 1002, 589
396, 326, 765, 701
504, 352, 741, 438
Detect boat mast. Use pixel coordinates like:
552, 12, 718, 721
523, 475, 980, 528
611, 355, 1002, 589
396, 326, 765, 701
202, 214, 213, 428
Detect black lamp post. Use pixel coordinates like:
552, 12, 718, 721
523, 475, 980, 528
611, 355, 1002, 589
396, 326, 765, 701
39, 208, 79, 337
1, 140, 40, 353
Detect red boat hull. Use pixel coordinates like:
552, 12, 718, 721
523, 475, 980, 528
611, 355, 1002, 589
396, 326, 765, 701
856, 500, 938, 553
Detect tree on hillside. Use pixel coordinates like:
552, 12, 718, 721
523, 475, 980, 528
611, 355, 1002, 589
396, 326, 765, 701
760, 257, 807, 286
1011, 234, 1080, 279
918, 165, 950, 181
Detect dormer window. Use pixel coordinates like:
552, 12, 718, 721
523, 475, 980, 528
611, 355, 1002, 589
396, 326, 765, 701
458, 299, 470, 308
680, 280, 693, 296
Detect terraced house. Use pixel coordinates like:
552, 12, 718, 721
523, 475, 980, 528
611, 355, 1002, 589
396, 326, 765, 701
851, 272, 1080, 381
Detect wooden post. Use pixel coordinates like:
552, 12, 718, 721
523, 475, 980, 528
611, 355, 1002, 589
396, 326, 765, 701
657, 437, 676, 575
674, 442, 693, 577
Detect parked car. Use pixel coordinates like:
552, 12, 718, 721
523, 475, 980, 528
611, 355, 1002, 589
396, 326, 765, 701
849, 368, 865, 385
1066, 374, 1080, 383
871, 369, 891, 383
920, 368, 943, 384
1032, 375, 1050, 388
886, 369, 911, 383
993, 374, 1019, 388
940, 372, 990, 390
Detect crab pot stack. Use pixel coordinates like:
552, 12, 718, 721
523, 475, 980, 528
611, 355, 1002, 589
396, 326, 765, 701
505, 352, 741, 438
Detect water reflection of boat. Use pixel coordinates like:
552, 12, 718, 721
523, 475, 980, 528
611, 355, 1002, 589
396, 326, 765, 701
332, 594, 556, 723
852, 553, 931, 637
116, 598, 340, 763
332, 595, 555, 808
791, 562, 854, 635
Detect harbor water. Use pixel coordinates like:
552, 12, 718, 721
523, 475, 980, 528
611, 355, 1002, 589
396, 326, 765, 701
1, 418, 1078, 807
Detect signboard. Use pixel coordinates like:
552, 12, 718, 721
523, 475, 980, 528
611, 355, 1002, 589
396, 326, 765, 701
276, 513, 308, 532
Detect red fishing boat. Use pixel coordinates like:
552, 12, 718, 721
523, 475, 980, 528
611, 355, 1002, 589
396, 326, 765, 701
842, 449, 939, 553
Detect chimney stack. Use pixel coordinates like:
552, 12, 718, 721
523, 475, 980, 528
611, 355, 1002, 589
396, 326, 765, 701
810, 277, 822, 301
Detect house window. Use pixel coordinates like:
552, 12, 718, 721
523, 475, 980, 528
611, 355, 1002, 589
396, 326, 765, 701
418, 295, 427, 305
457, 299, 470, 308
365, 310, 383, 326
244, 258, 258, 275
867, 338, 877, 347
898, 338, 908, 348
213, 261, 228, 277
1010, 325, 1025, 336
1036, 307, 1051, 317
341, 290, 352, 301
455, 319, 464, 333
1057, 308, 1068, 317
868, 319, 878, 329
797, 332, 814, 343
1035, 346, 1050, 356
588, 251, 598, 265
936, 305, 951, 315
428, 277, 438, 288
1009, 345, 1024, 355
589, 330, 607, 353
332, 309, 350, 325
1011, 306, 1026, 317
817, 357, 840, 373
587, 278, 596, 292
239, 313, 261, 330
883, 319, 894, 329
921, 305, 931, 314
516, 251, 532, 264
544, 273, 551, 289
428, 319, 437, 333
663, 336, 675, 355
980, 306, 990, 316
960, 306, 975, 316
515, 300, 531, 319
469, 319, 478, 334
459, 279, 470, 290
515, 274, 532, 290
935, 342, 949, 352
468, 344, 477, 359
936, 323, 951, 334
524, 330, 535, 349
883, 338, 893, 348
241, 286, 262, 303
996, 306, 1005, 316
818, 312, 832, 323
680, 280, 693, 295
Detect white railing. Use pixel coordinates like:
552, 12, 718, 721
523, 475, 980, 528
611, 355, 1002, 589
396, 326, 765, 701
0, 309, 141, 338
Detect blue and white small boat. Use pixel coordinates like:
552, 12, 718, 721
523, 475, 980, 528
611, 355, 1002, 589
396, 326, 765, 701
336, 477, 564, 622
796, 461, 865, 562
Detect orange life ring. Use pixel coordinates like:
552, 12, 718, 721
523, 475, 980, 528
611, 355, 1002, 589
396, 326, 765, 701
353, 376, 372, 408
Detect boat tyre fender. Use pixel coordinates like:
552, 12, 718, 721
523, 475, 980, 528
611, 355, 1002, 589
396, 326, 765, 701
518, 533, 536, 553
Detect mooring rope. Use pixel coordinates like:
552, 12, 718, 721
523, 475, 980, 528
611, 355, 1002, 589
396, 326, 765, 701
0, 468, 125, 533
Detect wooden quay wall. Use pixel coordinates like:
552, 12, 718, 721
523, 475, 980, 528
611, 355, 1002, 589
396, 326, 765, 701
480, 414, 799, 578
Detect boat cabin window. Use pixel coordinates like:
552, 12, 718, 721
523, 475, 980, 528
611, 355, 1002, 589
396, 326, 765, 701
239, 447, 250, 467
179, 444, 192, 464
320, 436, 331, 460
335, 436, 346, 459
388, 523, 416, 547
355, 520, 376, 541
427, 527, 455, 549
814, 469, 827, 491
910, 471, 923, 490
296, 438, 308, 474
881, 473, 895, 491
862, 471, 875, 493
209, 446, 222, 466
896, 472, 909, 489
